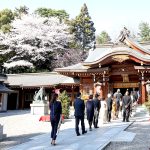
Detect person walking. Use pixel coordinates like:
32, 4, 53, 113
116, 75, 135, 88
93, 94, 101, 128
132, 88, 138, 103
86, 95, 95, 131
74, 92, 87, 136
100, 98, 107, 124
49, 93, 62, 145
114, 89, 122, 118
122, 91, 132, 122
106, 93, 113, 122
112, 97, 117, 120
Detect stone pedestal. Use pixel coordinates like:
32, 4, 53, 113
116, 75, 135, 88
30, 103, 49, 115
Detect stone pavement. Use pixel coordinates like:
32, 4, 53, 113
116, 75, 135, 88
7, 119, 134, 150
6, 105, 150, 150
104, 106, 150, 150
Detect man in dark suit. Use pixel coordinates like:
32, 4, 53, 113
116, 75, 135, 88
122, 91, 131, 122
132, 88, 138, 103
93, 94, 101, 128
74, 92, 87, 136
106, 93, 113, 122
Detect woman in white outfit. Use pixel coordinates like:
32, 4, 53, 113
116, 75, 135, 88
100, 98, 107, 124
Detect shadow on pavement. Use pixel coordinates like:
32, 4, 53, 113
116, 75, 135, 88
0, 132, 45, 150
0, 110, 30, 118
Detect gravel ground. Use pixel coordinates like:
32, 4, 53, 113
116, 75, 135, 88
0, 110, 50, 150
104, 118, 150, 150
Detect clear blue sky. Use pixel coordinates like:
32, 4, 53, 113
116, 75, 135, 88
0, 0, 150, 40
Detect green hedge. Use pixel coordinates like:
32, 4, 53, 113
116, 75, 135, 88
59, 91, 70, 119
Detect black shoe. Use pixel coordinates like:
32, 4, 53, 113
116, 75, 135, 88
82, 130, 87, 134
77, 133, 81, 136
95, 126, 99, 128
126, 120, 129, 122
122, 120, 125, 122
89, 128, 92, 131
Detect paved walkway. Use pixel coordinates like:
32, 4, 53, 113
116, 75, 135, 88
1, 105, 149, 150
7, 119, 134, 150
8, 122, 133, 150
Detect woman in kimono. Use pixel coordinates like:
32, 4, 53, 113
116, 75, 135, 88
100, 98, 107, 124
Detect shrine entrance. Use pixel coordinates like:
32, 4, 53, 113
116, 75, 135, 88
112, 82, 139, 96
113, 88, 137, 96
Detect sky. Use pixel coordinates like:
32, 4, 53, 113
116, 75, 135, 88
0, 0, 150, 40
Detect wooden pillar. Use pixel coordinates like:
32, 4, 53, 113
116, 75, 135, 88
71, 86, 74, 106
80, 77, 83, 94
103, 82, 108, 99
21, 89, 24, 109
140, 72, 146, 104
16, 91, 19, 109
102, 74, 109, 99
141, 81, 146, 104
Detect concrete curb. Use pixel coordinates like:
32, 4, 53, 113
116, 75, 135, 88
101, 121, 134, 150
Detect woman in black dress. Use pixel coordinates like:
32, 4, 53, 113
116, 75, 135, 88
49, 93, 62, 145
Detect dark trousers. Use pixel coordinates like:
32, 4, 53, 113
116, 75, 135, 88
123, 108, 130, 121
107, 109, 111, 122
93, 112, 99, 127
51, 118, 59, 140
88, 120, 92, 129
75, 116, 85, 134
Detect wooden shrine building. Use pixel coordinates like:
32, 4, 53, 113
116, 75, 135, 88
56, 28, 150, 104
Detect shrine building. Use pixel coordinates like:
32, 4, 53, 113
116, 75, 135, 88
56, 28, 150, 104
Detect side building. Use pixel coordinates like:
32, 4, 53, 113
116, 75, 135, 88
0, 72, 13, 112
6, 72, 79, 110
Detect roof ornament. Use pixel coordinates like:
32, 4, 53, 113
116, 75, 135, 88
114, 27, 130, 44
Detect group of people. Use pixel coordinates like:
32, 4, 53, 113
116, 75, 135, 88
74, 89, 139, 136
74, 93, 101, 136
49, 88, 139, 145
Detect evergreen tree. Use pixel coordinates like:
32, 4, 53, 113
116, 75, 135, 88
139, 22, 150, 41
96, 31, 111, 44
59, 91, 70, 119
14, 5, 29, 18
0, 9, 14, 33
35, 8, 69, 20
69, 3, 96, 51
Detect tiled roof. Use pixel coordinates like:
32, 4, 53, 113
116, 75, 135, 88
7, 72, 79, 88
55, 63, 89, 72
0, 83, 13, 93
84, 45, 150, 65
56, 39, 150, 72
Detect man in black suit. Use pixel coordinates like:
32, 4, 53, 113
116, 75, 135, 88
122, 91, 131, 122
74, 92, 87, 136
93, 94, 101, 128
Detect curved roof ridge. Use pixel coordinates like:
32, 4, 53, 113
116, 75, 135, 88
125, 37, 150, 55
83, 47, 150, 65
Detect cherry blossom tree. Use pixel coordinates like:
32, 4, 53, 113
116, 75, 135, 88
0, 14, 73, 72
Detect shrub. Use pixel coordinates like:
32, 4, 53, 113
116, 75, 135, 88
59, 91, 70, 119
